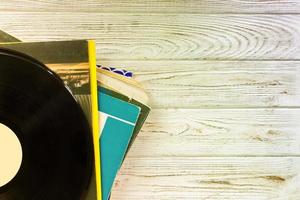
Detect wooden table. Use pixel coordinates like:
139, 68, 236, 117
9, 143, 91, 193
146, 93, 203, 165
1, 1, 300, 199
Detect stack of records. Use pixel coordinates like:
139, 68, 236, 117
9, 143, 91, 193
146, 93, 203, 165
0, 31, 150, 200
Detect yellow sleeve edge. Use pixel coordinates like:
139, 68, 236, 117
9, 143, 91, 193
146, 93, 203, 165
88, 40, 102, 200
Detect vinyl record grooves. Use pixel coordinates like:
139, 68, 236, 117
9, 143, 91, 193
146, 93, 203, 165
0, 48, 94, 200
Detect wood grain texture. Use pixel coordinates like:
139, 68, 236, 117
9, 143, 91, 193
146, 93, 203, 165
99, 61, 300, 108
1, 13, 300, 60
127, 108, 300, 157
111, 157, 300, 200
2, 1, 300, 199
1, 0, 300, 14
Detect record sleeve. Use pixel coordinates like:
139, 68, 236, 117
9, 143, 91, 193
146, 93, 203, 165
98, 87, 141, 200
96, 67, 151, 152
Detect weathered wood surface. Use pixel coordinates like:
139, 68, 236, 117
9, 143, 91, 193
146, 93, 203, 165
1, 1, 300, 199
111, 157, 300, 200
1, 13, 300, 60
1, 0, 300, 14
128, 108, 300, 157
101, 60, 300, 108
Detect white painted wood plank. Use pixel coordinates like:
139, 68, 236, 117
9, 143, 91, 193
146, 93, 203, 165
104, 61, 300, 108
1, 0, 300, 14
111, 157, 300, 200
1, 13, 300, 60
128, 108, 300, 157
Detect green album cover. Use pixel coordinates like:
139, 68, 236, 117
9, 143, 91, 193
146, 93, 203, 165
0, 30, 21, 42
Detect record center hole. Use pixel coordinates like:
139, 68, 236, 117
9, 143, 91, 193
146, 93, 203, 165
0, 123, 22, 187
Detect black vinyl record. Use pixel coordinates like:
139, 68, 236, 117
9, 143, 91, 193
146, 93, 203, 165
0, 48, 94, 200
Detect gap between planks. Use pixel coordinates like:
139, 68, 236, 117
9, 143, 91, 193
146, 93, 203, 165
1, 13, 300, 60
0, 0, 300, 14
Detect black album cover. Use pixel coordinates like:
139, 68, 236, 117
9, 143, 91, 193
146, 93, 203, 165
0, 48, 93, 200
0, 39, 101, 200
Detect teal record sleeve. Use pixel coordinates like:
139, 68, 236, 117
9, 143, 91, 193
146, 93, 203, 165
98, 87, 141, 200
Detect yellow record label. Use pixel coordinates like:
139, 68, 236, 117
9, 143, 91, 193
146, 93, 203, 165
0, 123, 22, 187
